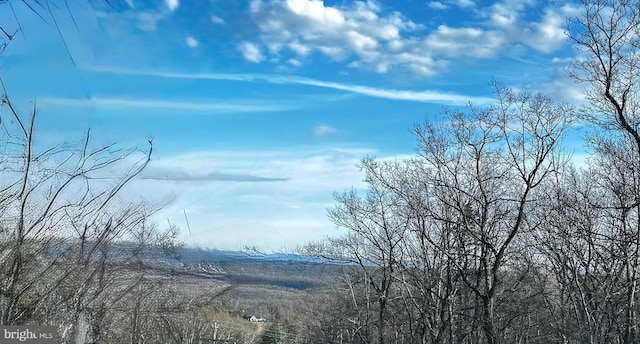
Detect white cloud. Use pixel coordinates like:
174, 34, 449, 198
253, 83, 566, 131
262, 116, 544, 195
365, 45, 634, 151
318, 46, 348, 61
522, 7, 575, 53
166, 0, 179, 12
239, 42, 264, 63
186, 36, 199, 48
250, 0, 262, 13
288, 41, 311, 56
455, 0, 475, 8
286, 0, 345, 25
287, 58, 302, 67
483, 0, 578, 53
250, 0, 431, 74
346, 30, 378, 50
211, 15, 224, 24
428, 2, 448, 10
425, 25, 504, 58
313, 125, 338, 137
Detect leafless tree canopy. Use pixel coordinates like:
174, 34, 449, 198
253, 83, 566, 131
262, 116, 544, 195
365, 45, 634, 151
0, 3, 191, 342
303, 1, 640, 344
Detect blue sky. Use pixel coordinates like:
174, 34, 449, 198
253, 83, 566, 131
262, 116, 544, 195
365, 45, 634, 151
1, 0, 587, 251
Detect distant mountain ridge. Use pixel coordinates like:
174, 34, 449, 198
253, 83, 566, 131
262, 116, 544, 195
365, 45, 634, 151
177, 247, 327, 264
139, 246, 342, 290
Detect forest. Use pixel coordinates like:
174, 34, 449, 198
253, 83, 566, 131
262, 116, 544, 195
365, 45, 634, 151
2, 0, 640, 343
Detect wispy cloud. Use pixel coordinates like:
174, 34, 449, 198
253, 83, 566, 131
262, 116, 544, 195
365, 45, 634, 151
87, 66, 494, 105
295, 77, 493, 104
456, 0, 476, 8
39, 96, 295, 112
428, 2, 448, 10
186, 36, 199, 48
166, 0, 179, 12
239, 42, 264, 63
132, 146, 403, 250
211, 15, 224, 24
313, 125, 338, 138
140, 170, 289, 182
146, 147, 377, 191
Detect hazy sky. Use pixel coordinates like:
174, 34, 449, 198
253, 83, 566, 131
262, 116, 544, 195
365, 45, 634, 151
1, 0, 587, 251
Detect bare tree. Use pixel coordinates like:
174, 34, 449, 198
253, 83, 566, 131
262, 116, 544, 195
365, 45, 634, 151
324, 177, 409, 344
0, 3, 190, 343
310, 84, 572, 344
412, 84, 572, 344
0, 78, 167, 342
352, 158, 459, 344
567, 1, 640, 342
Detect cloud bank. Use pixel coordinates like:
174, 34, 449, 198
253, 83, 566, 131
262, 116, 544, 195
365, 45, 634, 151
242, 0, 578, 76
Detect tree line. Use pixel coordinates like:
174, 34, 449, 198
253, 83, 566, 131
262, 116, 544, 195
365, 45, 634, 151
304, 1, 640, 343
0, 1, 196, 343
